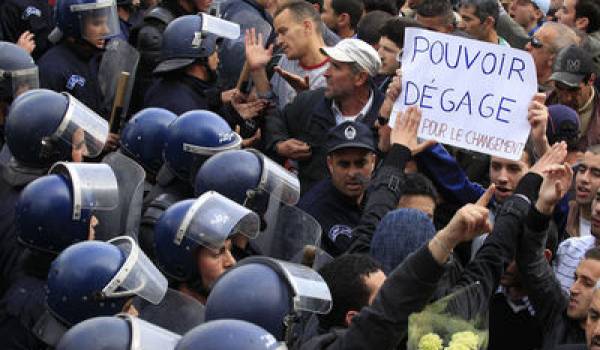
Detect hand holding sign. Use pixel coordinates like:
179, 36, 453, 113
391, 29, 537, 161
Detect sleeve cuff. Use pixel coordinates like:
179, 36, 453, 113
382, 144, 412, 169
514, 172, 543, 202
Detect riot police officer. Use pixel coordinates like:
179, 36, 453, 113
154, 191, 259, 303
140, 110, 241, 259
0, 163, 119, 349
0, 89, 109, 297
128, 0, 212, 114
39, 0, 121, 122
0, 41, 38, 148
0, 0, 54, 59
143, 14, 239, 116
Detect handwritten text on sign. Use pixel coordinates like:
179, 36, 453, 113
391, 28, 537, 160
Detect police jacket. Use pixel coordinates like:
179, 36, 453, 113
264, 86, 384, 194
297, 179, 362, 257
217, 0, 273, 89
143, 74, 223, 115
38, 40, 108, 119
517, 203, 587, 349
0, 0, 54, 60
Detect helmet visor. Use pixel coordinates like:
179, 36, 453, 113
176, 191, 260, 251
103, 236, 168, 305
0, 67, 39, 98
56, 93, 109, 158
119, 314, 181, 350
71, 0, 121, 41
49, 162, 119, 220
201, 13, 241, 40
252, 151, 300, 206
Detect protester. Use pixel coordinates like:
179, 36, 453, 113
509, 0, 549, 35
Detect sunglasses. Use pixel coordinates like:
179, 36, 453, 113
377, 116, 389, 126
530, 36, 543, 49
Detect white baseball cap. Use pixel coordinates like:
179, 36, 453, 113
320, 38, 382, 77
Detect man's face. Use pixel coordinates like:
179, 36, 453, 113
457, 5, 488, 41
363, 269, 386, 304
592, 190, 600, 238
324, 60, 361, 100
556, 0, 577, 27
509, 0, 538, 28
553, 80, 590, 110
398, 195, 436, 219
586, 290, 600, 350
415, 14, 454, 33
327, 148, 376, 199
568, 259, 600, 320
575, 152, 600, 206
321, 0, 338, 31
207, 51, 219, 72
525, 25, 557, 84
196, 239, 236, 293
489, 153, 530, 203
377, 36, 400, 76
275, 9, 310, 60
82, 15, 110, 49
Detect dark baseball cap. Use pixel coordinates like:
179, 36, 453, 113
326, 121, 376, 154
550, 45, 595, 88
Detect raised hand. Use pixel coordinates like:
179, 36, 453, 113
529, 141, 568, 176
17, 31, 35, 54
276, 138, 311, 160
244, 28, 273, 72
536, 163, 574, 215
390, 106, 436, 155
273, 66, 310, 92
528, 93, 550, 156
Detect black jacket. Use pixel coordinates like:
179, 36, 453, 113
264, 86, 384, 194
0, 0, 53, 60
517, 205, 586, 349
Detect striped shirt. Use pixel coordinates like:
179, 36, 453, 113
553, 235, 596, 293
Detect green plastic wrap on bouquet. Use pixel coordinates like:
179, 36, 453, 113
408, 282, 489, 350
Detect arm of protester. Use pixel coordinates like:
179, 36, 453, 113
415, 143, 487, 206
529, 93, 551, 158
347, 106, 424, 254
273, 66, 310, 92
312, 202, 491, 350
378, 69, 401, 119
244, 28, 273, 97
517, 162, 574, 328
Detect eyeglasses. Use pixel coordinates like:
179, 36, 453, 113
529, 36, 544, 49
377, 116, 389, 126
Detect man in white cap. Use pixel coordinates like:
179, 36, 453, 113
264, 38, 384, 194
509, 0, 550, 35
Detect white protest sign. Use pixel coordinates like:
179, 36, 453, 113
390, 28, 537, 160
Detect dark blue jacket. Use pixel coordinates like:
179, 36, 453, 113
143, 74, 222, 116
0, 0, 54, 60
298, 178, 362, 257
38, 41, 108, 119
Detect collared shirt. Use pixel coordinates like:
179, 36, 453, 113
497, 286, 536, 316
578, 86, 596, 135
332, 90, 374, 125
553, 235, 596, 293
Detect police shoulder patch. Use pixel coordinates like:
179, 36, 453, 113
66, 75, 86, 90
328, 224, 352, 242
22, 6, 42, 20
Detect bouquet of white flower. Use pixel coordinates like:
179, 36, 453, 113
408, 283, 489, 350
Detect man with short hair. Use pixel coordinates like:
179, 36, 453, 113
245, 0, 330, 110
582, 279, 600, 350
546, 45, 599, 150
457, 0, 509, 45
264, 38, 384, 194
555, 0, 600, 69
397, 173, 438, 219
298, 121, 376, 256
356, 10, 393, 50
526, 22, 579, 91
414, 0, 456, 34
509, 0, 550, 35
320, 0, 363, 39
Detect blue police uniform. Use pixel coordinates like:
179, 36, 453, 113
38, 41, 108, 119
0, 0, 54, 60
297, 179, 362, 257
143, 74, 222, 116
